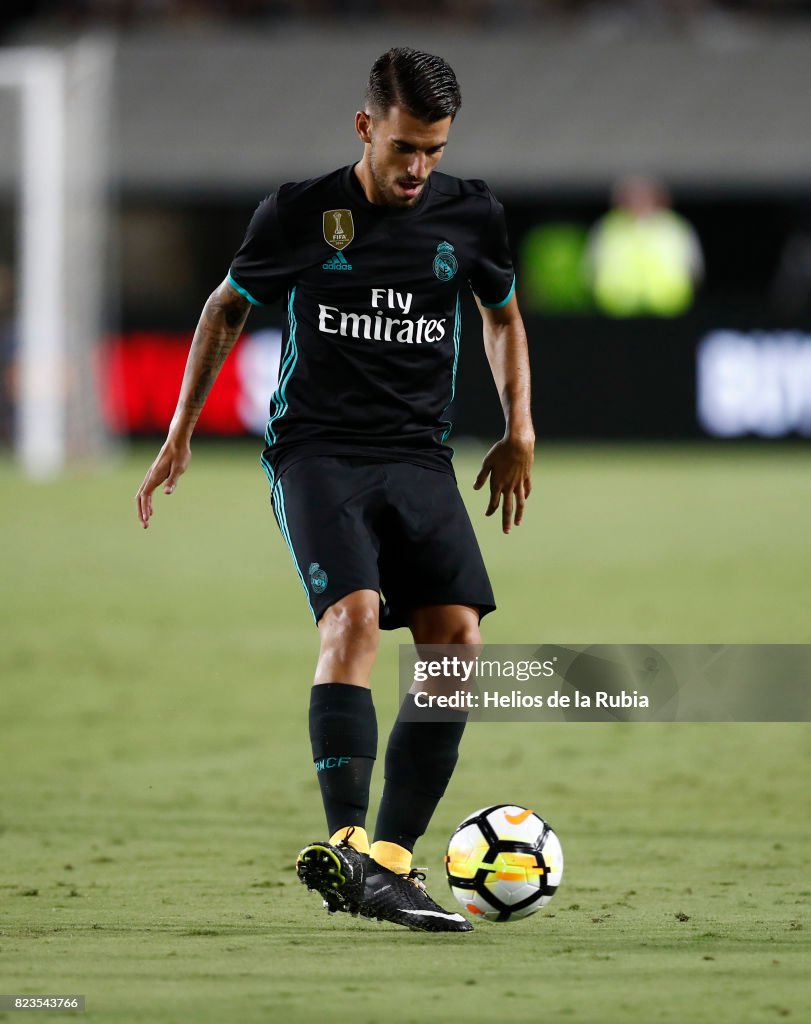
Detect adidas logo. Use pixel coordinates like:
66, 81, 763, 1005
322, 250, 353, 271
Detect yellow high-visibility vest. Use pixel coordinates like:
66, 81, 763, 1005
590, 209, 699, 317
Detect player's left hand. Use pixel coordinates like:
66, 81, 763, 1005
473, 433, 534, 534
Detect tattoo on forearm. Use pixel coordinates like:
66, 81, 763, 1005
190, 365, 216, 407
223, 302, 247, 328
182, 291, 250, 417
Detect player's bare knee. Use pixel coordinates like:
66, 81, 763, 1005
433, 622, 481, 646
450, 622, 481, 646
412, 615, 481, 647
319, 596, 379, 660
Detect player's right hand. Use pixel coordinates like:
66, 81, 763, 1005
135, 439, 191, 529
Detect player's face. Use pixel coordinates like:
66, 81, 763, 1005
355, 106, 452, 208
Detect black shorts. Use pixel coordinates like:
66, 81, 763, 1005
268, 456, 496, 629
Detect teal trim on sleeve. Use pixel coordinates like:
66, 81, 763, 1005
227, 272, 266, 307
481, 275, 516, 309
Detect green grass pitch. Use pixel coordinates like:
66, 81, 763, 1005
2, 442, 810, 1023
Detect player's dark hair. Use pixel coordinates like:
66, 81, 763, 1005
366, 47, 461, 123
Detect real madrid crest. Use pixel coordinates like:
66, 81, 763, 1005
308, 562, 328, 594
323, 209, 354, 251
433, 240, 458, 282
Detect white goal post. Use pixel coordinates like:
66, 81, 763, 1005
0, 39, 114, 479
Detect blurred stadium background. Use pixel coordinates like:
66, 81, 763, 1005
3, 5, 810, 1023
2, 1, 811, 470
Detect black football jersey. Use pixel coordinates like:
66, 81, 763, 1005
228, 164, 515, 482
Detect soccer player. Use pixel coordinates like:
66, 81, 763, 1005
135, 47, 534, 932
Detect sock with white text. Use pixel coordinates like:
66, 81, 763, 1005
309, 682, 377, 841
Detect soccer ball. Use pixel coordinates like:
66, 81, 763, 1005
445, 804, 563, 922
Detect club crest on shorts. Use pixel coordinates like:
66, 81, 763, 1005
308, 562, 328, 594
433, 241, 458, 282
323, 209, 354, 250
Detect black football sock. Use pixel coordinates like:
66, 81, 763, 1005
309, 682, 377, 840
373, 693, 467, 855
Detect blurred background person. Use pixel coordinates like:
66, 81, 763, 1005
518, 222, 593, 315
586, 174, 704, 318
771, 199, 811, 318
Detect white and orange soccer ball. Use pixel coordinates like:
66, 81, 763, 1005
445, 805, 563, 922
